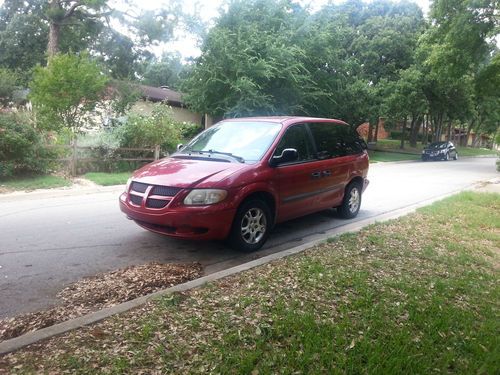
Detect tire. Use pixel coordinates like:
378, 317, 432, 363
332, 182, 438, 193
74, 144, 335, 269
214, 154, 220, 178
338, 183, 362, 219
454, 152, 458, 160
228, 199, 271, 252
445, 152, 450, 161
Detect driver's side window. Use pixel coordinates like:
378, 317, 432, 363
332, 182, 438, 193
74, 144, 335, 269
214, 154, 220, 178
273, 124, 315, 162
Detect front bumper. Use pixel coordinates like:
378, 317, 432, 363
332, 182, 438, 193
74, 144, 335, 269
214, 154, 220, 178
119, 192, 236, 240
422, 153, 446, 161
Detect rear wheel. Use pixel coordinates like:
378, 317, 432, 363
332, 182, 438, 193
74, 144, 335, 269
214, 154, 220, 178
338, 183, 362, 219
228, 199, 271, 251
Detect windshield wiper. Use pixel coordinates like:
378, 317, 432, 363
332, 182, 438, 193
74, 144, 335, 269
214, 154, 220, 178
197, 149, 245, 163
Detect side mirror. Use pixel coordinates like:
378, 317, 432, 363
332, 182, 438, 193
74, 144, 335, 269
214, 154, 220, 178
177, 143, 184, 151
270, 148, 298, 167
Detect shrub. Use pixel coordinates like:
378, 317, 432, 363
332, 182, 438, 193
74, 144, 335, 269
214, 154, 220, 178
0, 113, 57, 178
0, 68, 18, 105
116, 104, 182, 153
179, 121, 203, 140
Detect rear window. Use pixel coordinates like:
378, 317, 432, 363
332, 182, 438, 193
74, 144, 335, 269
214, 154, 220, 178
308, 123, 364, 158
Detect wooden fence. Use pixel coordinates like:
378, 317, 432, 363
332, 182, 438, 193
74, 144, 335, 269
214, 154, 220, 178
43, 143, 163, 176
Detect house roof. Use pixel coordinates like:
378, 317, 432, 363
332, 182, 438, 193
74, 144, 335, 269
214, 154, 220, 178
138, 85, 184, 107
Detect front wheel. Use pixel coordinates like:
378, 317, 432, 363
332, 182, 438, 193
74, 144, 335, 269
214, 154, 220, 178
445, 152, 450, 161
454, 152, 458, 160
338, 183, 362, 219
228, 199, 271, 252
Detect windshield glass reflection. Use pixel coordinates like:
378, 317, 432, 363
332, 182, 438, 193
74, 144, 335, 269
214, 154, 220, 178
179, 121, 282, 163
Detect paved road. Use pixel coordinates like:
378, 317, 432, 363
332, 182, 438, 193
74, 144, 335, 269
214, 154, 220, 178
0, 157, 498, 318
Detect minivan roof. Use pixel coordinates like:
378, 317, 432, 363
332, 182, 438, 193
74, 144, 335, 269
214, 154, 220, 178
219, 116, 349, 126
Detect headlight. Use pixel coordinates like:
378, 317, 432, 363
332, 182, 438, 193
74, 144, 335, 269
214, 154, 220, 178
183, 189, 227, 205
125, 178, 132, 192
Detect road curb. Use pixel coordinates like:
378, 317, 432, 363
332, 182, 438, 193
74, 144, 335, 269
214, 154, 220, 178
0, 179, 498, 355
0, 184, 124, 202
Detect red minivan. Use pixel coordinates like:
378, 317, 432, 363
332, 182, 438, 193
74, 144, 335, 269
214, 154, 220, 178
119, 117, 369, 251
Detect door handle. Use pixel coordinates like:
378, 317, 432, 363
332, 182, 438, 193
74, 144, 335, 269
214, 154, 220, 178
322, 170, 331, 177
311, 171, 321, 179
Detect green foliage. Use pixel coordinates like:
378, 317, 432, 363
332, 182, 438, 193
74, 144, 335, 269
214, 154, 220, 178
0, 67, 18, 105
0, 1, 48, 73
30, 53, 108, 133
179, 121, 203, 140
116, 104, 182, 152
0, 0, 185, 79
141, 53, 187, 89
182, 0, 322, 118
110, 80, 142, 115
182, 0, 425, 124
0, 112, 57, 178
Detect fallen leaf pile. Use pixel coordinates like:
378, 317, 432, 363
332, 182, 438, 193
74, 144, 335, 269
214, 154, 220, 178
0, 262, 202, 342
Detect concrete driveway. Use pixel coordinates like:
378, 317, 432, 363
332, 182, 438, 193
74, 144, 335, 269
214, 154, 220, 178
0, 157, 498, 318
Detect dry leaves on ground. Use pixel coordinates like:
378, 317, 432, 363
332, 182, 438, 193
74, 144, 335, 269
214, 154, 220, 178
0, 262, 202, 342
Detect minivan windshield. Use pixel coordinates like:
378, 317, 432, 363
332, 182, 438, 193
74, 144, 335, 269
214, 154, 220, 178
178, 121, 282, 163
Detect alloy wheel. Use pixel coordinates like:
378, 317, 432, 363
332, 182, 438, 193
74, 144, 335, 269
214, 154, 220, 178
241, 207, 267, 244
348, 187, 360, 214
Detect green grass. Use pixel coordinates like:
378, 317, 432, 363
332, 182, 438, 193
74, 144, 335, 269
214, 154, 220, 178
4, 192, 500, 374
83, 172, 131, 186
369, 150, 421, 162
375, 138, 497, 158
456, 146, 497, 157
0, 175, 71, 191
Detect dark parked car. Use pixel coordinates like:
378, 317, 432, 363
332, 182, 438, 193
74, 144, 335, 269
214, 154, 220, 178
421, 141, 458, 161
120, 117, 369, 251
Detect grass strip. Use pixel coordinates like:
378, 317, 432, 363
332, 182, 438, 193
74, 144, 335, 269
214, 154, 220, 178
83, 172, 131, 186
2, 192, 499, 374
369, 150, 421, 162
375, 139, 497, 157
0, 175, 70, 191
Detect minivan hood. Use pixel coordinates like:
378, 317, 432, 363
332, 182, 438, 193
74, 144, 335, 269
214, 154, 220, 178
132, 157, 250, 188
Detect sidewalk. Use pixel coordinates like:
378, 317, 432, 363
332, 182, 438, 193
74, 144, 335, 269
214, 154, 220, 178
0, 179, 125, 202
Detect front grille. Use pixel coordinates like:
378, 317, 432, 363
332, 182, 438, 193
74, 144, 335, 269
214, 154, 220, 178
130, 194, 142, 206
128, 181, 181, 209
131, 182, 148, 193
146, 198, 170, 209
151, 186, 181, 197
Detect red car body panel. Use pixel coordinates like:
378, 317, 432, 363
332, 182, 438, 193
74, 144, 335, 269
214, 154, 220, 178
119, 116, 369, 241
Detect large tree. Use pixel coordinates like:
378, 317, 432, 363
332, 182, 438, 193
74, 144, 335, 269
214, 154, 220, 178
0, 0, 185, 79
182, 0, 322, 118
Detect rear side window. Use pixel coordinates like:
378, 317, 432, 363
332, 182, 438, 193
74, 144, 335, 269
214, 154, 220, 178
308, 123, 364, 158
273, 124, 315, 162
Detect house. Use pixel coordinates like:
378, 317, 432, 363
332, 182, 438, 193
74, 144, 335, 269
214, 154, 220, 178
133, 85, 213, 129
356, 118, 389, 140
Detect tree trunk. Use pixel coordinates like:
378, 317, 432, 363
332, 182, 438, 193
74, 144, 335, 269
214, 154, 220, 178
367, 121, 374, 143
446, 119, 452, 141
400, 116, 407, 149
47, 22, 60, 58
422, 114, 429, 146
374, 118, 379, 142
464, 120, 475, 147
410, 115, 422, 148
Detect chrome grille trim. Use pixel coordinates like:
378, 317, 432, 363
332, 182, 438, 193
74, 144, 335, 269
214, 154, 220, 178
128, 181, 181, 209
